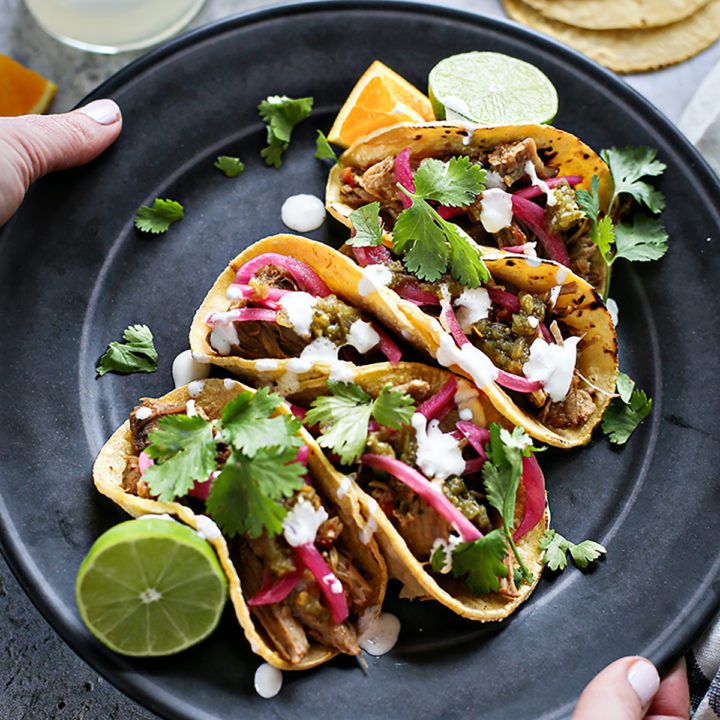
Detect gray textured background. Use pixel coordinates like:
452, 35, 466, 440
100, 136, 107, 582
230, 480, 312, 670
1, 0, 719, 717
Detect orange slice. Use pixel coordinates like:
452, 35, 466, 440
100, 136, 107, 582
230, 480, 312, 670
0, 54, 57, 116
327, 60, 435, 148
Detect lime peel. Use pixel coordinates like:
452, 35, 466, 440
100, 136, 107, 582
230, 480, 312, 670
76, 517, 228, 656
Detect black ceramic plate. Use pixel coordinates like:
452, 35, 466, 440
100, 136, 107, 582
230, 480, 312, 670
2, 2, 720, 719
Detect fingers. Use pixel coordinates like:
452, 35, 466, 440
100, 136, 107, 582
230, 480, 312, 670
647, 658, 690, 719
0, 99, 122, 225
571, 657, 660, 720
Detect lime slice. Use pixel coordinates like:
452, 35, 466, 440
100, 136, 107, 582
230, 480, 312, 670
428, 51, 558, 125
76, 517, 227, 656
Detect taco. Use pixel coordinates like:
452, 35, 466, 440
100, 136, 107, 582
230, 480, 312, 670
342, 243, 618, 449
284, 362, 548, 621
93, 378, 387, 670
189, 234, 432, 393
325, 121, 612, 292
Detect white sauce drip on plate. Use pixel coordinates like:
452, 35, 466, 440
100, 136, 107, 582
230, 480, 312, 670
254, 663, 283, 699
172, 349, 211, 388
280, 194, 326, 232
358, 613, 401, 656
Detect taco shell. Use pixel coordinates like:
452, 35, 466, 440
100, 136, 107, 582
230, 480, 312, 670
326, 121, 613, 229
93, 378, 387, 670
284, 362, 549, 621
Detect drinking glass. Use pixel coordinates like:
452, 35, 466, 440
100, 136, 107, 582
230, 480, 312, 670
23, 0, 206, 54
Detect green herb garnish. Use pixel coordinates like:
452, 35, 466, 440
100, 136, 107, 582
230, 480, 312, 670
539, 529, 606, 571
96, 324, 158, 376
258, 95, 313, 168
315, 130, 338, 162
143, 387, 305, 538
134, 198, 184, 234
576, 146, 668, 301
601, 371, 653, 444
350, 156, 489, 287
482, 423, 535, 586
304, 381, 415, 465
213, 156, 245, 178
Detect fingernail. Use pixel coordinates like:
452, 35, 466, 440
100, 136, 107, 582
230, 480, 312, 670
627, 660, 660, 706
77, 99, 121, 125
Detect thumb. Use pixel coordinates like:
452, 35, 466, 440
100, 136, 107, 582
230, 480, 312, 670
0, 98, 122, 225
571, 657, 660, 720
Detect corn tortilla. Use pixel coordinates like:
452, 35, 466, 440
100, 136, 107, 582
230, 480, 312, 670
521, 0, 710, 31
502, 0, 720, 73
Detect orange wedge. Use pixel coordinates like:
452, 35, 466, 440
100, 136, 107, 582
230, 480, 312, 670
0, 54, 57, 116
327, 60, 435, 148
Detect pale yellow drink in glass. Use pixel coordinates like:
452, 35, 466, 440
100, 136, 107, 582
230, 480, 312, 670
24, 0, 205, 53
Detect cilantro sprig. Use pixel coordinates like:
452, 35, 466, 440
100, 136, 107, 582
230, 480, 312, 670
258, 95, 313, 168
539, 529, 606, 571
350, 156, 489, 287
142, 387, 305, 538
304, 381, 415, 464
601, 371, 652, 444
134, 198, 184, 234
451, 530, 509, 595
96, 324, 158, 376
482, 424, 535, 586
576, 146, 668, 301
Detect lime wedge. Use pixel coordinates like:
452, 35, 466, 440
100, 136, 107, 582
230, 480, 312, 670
76, 517, 227, 656
428, 51, 558, 126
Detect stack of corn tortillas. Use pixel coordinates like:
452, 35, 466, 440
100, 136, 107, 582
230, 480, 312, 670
502, 0, 720, 73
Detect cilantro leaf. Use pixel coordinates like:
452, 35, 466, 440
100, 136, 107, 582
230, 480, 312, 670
616, 370, 636, 404
595, 216, 615, 259
134, 198, 184, 234
393, 197, 450, 282
602, 146, 666, 214
393, 178, 488, 287
96, 324, 158, 376
258, 95, 313, 168
446, 222, 490, 288
304, 381, 415, 464
220, 388, 302, 456
347, 202, 384, 247
569, 540, 607, 569
305, 383, 374, 465
143, 415, 217, 502
602, 373, 652, 444
613, 214, 668, 263
539, 529, 606, 571
576, 174, 600, 223
315, 130, 338, 161
482, 423, 533, 584
451, 531, 508, 595
369, 384, 416, 430
413, 156, 486, 207
430, 544, 448, 573
205, 447, 305, 538
214, 156, 245, 178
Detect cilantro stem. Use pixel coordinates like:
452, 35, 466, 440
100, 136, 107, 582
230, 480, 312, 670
503, 524, 532, 585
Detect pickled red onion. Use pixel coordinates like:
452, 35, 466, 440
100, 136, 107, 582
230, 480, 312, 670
235, 253, 331, 298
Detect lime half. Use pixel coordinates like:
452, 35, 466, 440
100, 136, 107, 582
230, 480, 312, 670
76, 517, 227, 656
428, 51, 558, 125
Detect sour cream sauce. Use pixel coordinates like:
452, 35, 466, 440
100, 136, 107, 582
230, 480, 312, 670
523, 336, 581, 402
280, 194, 326, 232
411, 413, 465, 480
254, 663, 282, 699
358, 612, 401, 656
479, 188, 513, 233
172, 349, 211, 388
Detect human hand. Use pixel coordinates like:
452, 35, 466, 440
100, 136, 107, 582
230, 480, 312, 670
571, 656, 689, 720
0, 99, 122, 226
